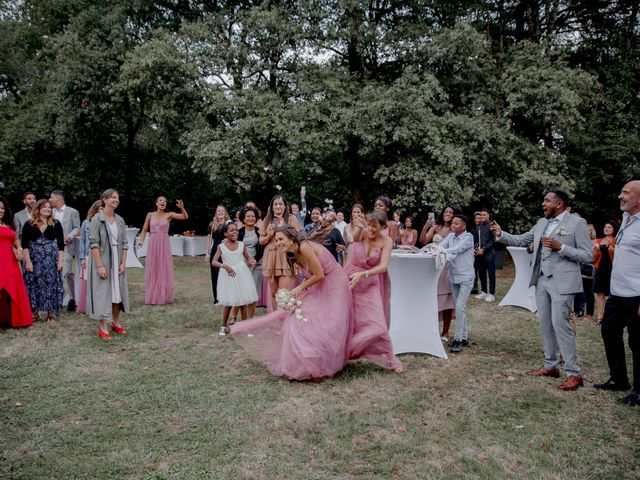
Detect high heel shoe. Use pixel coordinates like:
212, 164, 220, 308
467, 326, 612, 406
98, 329, 112, 341
110, 323, 126, 335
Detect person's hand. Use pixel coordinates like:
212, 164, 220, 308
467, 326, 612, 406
541, 236, 562, 251
248, 258, 257, 268
489, 220, 502, 237
225, 265, 236, 277
336, 244, 346, 253
601, 238, 610, 247
476, 247, 484, 256
176, 199, 185, 209
97, 265, 108, 279
119, 263, 125, 274
81, 259, 87, 269
300, 189, 305, 199
25, 260, 33, 272
423, 218, 434, 230
64, 235, 73, 245
57, 260, 63, 272
348, 271, 366, 289
14, 248, 23, 262
266, 223, 276, 237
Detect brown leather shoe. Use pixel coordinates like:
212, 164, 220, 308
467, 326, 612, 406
557, 375, 584, 391
527, 366, 560, 378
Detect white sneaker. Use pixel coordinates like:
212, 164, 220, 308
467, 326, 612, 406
474, 292, 487, 300
484, 294, 495, 303
218, 326, 228, 336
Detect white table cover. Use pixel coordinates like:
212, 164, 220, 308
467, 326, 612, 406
125, 228, 144, 268
183, 236, 207, 256
387, 253, 448, 359
169, 235, 184, 256
499, 246, 537, 312
136, 236, 149, 258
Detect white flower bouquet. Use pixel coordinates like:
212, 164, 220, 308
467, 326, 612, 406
275, 289, 308, 321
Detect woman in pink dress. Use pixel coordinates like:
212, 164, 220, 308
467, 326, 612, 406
420, 205, 459, 341
231, 225, 353, 380
345, 211, 403, 372
138, 197, 188, 305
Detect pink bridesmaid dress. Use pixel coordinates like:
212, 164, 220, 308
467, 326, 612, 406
144, 217, 174, 305
231, 248, 353, 380
344, 242, 403, 371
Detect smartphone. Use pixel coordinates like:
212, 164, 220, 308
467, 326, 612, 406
428, 212, 435, 220
301, 186, 306, 194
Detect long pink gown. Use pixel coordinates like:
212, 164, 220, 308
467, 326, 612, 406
144, 217, 174, 305
231, 247, 353, 380
344, 242, 403, 371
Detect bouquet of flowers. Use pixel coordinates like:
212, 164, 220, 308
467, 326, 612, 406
275, 289, 308, 322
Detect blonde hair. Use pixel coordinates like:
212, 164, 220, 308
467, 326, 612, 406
86, 200, 102, 220
210, 205, 230, 232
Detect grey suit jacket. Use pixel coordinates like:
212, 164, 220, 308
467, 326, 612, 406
58, 205, 81, 239
14, 208, 31, 240
497, 213, 593, 295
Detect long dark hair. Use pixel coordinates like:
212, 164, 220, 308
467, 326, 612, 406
276, 224, 304, 274
0, 196, 15, 231
263, 195, 291, 227
436, 204, 462, 227
601, 220, 619, 237
375, 195, 393, 220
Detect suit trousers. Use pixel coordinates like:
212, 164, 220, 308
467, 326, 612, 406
535, 275, 581, 377
474, 249, 496, 295
601, 295, 640, 393
62, 243, 76, 302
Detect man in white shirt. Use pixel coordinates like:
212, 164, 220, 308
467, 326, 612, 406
333, 211, 347, 236
594, 180, 640, 406
49, 190, 81, 312
491, 190, 592, 391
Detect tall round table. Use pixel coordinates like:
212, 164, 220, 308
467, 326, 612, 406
387, 253, 448, 359
498, 246, 537, 312
125, 228, 144, 268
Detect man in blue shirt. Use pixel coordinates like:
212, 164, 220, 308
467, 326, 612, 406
440, 214, 475, 353
594, 180, 640, 406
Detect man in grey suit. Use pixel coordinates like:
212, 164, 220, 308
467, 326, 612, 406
49, 190, 81, 312
14, 191, 36, 241
491, 190, 593, 391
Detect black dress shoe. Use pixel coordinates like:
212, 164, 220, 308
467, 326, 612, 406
461, 339, 470, 347
594, 378, 631, 391
450, 340, 462, 353
617, 392, 640, 406
67, 299, 76, 312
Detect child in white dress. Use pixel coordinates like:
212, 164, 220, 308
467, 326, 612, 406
211, 223, 258, 335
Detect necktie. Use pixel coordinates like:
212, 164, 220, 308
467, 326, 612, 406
531, 218, 554, 285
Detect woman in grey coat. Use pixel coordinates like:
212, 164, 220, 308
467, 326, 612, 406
87, 189, 130, 341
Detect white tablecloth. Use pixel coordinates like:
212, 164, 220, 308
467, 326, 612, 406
499, 246, 537, 312
125, 228, 144, 268
169, 236, 184, 256
387, 253, 448, 359
183, 236, 207, 256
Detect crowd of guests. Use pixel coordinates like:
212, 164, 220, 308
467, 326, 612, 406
1, 181, 639, 406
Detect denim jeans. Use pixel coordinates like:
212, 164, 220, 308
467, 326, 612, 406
451, 280, 473, 341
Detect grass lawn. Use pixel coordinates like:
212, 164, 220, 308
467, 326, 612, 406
1, 257, 639, 479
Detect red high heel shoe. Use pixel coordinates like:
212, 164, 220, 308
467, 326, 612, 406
110, 323, 126, 335
98, 329, 112, 341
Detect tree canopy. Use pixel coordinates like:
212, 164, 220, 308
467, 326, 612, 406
1, 0, 638, 231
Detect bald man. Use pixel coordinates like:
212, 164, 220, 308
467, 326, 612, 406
595, 180, 640, 406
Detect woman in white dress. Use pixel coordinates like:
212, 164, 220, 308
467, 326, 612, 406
211, 223, 258, 335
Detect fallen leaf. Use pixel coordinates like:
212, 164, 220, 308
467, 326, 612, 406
506, 376, 516, 382
15, 402, 22, 407
540, 441, 550, 452
477, 453, 489, 462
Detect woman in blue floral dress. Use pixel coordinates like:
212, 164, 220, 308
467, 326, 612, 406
22, 199, 64, 322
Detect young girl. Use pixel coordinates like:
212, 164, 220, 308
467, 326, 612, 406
211, 223, 258, 336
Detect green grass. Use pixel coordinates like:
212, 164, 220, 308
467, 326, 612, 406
1, 257, 639, 479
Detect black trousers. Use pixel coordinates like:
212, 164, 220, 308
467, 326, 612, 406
601, 295, 640, 392
474, 249, 496, 295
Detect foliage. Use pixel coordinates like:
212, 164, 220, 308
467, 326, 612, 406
0, 0, 638, 230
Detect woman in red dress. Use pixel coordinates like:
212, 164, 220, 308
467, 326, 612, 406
0, 197, 33, 328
